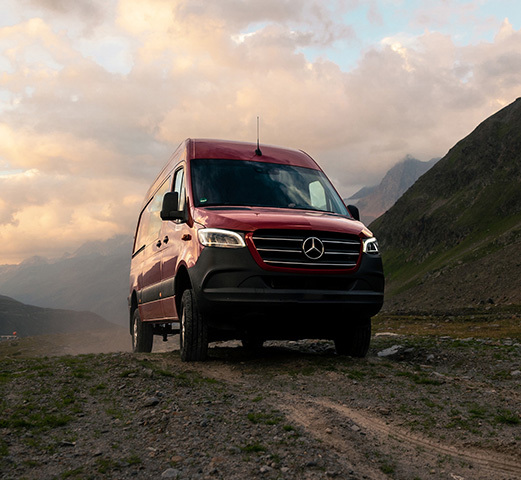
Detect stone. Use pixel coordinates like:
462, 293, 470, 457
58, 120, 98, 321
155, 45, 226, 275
377, 345, 403, 357
161, 468, 181, 478
143, 396, 160, 407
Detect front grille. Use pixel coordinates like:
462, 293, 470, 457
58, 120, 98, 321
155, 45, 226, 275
251, 229, 361, 269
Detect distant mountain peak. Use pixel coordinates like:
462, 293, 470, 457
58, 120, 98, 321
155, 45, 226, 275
0, 234, 133, 326
347, 185, 378, 201
20, 256, 49, 266
72, 235, 133, 258
347, 156, 439, 225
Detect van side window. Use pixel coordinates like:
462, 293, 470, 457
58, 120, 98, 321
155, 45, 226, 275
173, 168, 186, 212
133, 179, 171, 253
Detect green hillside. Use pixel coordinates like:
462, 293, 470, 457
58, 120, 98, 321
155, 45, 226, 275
372, 98, 521, 311
0, 295, 114, 337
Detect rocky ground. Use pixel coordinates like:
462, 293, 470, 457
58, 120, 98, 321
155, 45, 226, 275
1, 312, 520, 480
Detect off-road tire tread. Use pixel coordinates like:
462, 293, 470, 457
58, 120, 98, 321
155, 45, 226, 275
180, 289, 208, 362
334, 317, 371, 358
132, 308, 153, 353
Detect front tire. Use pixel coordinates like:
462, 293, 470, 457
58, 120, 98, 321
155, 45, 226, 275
132, 308, 153, 353
180, 289, 208, 362
334, 317, 371, 358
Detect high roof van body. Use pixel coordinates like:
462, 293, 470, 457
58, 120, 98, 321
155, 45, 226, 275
129, 139, 384, 360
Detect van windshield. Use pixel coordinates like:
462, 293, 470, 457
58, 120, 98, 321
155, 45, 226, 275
191, 158, 349, 215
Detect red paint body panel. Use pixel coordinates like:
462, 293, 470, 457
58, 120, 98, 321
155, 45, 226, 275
139, 300, 163, 320
189, 139, 319, 169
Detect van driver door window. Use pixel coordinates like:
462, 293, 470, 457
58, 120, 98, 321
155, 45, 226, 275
173, 168, 186, 213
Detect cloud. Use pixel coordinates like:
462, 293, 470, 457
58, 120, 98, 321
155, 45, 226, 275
0, 168, 143, 261
23, 0, 111, 35
0, 0, 520, 263
410, 1, 478, 31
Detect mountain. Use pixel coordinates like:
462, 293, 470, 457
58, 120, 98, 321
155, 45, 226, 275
347, 185, 378, 201
372, 97, 521, 311
0, 295, 114, 337
0, 235, 132, 326
347, 156, 439, 225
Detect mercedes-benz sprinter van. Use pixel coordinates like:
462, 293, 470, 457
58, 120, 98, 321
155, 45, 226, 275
129, 139, 384, 361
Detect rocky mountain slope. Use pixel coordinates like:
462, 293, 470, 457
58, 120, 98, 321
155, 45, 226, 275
0, 295, 114, 337
347, 156, 438, 224
0, 235, 132, 326
372, 97, 521, 311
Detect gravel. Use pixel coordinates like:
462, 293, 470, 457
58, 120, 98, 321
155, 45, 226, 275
1, 330, 520, 480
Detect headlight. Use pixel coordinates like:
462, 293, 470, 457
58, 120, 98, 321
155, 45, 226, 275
362, 237, 379, 254
198, 228, 246, 248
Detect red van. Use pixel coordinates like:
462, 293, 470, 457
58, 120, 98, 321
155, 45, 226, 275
129, 139, 384, 361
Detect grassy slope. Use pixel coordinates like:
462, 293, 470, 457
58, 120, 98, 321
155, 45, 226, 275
371, 98, 521, 309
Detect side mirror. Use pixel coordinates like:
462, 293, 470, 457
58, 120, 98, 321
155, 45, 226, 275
347, 204, 360, 221
160, 192, 186, 221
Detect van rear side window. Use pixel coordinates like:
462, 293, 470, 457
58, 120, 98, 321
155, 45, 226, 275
133, 179, 171, 254
191, 159, 348, 215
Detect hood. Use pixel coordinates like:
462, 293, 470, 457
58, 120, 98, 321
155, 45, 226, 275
193, 207, 371, 237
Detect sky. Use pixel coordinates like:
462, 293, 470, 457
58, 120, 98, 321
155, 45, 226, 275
0, 0, 520, 264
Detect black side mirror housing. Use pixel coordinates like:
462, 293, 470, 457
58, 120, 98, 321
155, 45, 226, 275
160, 192, 186, 221
347, 204, 360, 222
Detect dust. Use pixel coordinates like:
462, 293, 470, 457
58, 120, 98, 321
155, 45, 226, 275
0, 327, 132, 357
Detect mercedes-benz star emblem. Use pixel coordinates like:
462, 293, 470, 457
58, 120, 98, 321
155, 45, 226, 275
302, 237, 325, 260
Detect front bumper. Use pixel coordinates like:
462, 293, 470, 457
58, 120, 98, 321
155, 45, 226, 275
188, 246, 384, 338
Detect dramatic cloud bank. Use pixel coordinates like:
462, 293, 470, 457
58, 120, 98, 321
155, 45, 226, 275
0, 0, 520, 262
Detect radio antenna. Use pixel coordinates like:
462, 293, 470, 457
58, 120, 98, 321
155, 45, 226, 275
255, 116, 262, 156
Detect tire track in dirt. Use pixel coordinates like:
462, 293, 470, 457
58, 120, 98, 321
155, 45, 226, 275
194, 361, 388, 479
193, 361, 521, 480
276, 393, 521, 480
276, 394, 389, 480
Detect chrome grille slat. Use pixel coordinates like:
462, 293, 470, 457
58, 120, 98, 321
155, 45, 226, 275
324, 251, 359, 256
323, 240, 360, 246
254, 236, 301, 242
257, 248, 302, 253
251, 229, 361, 269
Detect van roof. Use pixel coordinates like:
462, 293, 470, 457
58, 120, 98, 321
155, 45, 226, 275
142, 138, 322, 205
187, 138, 320, 170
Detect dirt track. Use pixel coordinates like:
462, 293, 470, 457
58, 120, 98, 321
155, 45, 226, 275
193, 342, 521, 480
1, 321, 520, 479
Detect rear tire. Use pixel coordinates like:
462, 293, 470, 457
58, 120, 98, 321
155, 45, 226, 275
334, 317, 371, 358
132, 308, 153, 353
180, 289, 208, 361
